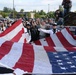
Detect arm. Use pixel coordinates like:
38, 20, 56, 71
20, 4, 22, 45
69, 1, 72, 8
38, 28, 52, 34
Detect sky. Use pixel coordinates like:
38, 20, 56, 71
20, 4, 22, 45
0, 0, 76, 12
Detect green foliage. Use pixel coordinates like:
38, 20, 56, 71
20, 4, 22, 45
0, 11, 9, 18
20, 9, 24, 13
1, 7, 17, 18
47, 11, 55, 18
33, 10, 39, 18
3, 7, 13, 13
1, 7, 56, 18
13, 11, 18, 18
39, 10, 46, 15
27, 12, 31, 18
34, 10, 46, 18
34, 10, 55, 18
34, 12, 40, 18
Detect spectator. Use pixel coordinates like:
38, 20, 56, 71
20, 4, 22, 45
30, 20, 39, 41
6, 22, 11, 29
57, 18, 64, 25
39, 21, 47, 38
38, 23, 60, 36
1, 23, 6, 31
55, 10, 60, 22
48, 18, 55, 25
35, 18, 41, 28
26, 22, 31, 35
62, 0, 72, 16
24, 22, 31, 43
59, 5, 64, 18
55, 5, 64, 25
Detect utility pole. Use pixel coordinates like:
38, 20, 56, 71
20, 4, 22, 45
13, 0, 14, 18
48, 4, 50, 13
48, 4, 50, 18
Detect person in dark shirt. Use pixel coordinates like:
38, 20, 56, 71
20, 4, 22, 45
55, 9, 64, 25
62, 0, 72, 16
30, 21, 39, 42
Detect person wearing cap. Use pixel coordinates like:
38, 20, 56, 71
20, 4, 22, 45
38, 23, 60, 36
25, 22, 31, 35
23, 21, 31, 43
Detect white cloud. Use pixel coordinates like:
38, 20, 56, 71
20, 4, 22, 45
0, 0, 75, 12
41, 0, 62, 5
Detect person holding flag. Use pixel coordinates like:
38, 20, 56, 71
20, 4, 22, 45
38, 23, 60, 36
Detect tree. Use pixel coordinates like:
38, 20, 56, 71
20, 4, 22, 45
2, 12, 7, 18
47, 11, 55, 18
39, 10, 46, 15
20, 9, 24, 13
0, 11, 9, 18
19, 9, 24, 18
27, 12, 31, 18
9, 7, 17, 18
35, 14, 40, 18
3, 7, 13, 13
34, 11, 40, 18
3, 7, 8, 12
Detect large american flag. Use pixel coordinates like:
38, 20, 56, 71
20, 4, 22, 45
0, 19, 76, 75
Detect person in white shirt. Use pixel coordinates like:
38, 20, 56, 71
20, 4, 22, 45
38, 23, 60, 36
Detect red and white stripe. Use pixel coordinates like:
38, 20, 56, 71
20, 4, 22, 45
0, 19, 30, 43
0, 40, 76, 74
0, 20, 76, 74
33, 28, 76, 47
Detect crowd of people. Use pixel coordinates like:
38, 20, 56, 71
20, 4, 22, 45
0, 17, 61, 42
0, 0, 72, 42
23, 0, 72, 42
0, 18, 15, 33
22, 18, 63, 42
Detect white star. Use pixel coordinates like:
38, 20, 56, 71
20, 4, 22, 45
58, 63, 63, 65
53, 52, 57, 54
62, 54, 67, 56
70, 65, 76, 68
65, 58, 70, 60
72, 56, 76, 58
67, 62, 72, 64
69, 52, 74, 54
55, 56, 59, 58
57, 60, 62, 62
60, 67, 67, 70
